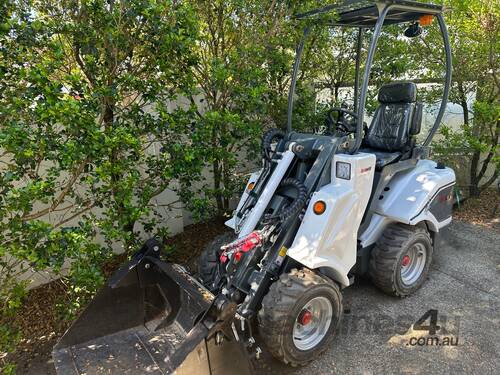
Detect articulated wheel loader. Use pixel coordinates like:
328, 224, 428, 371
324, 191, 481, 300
53, 1, 455, 373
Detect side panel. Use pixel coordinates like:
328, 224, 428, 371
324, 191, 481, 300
287, 153, 376, 286
428, 184, 454, 222
373, 159, 455, 223
359, 159, 455, 247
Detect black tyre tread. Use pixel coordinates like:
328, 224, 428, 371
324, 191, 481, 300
258, 268, 342, 367
369, 224, 432, 297
197, 232, 235, 286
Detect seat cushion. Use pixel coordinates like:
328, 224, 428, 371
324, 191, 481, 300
364, 104, 413, 151
361, 148, 402, 170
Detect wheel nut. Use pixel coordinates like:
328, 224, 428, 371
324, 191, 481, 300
298, 310, 313, 326
401, 255, 411, 267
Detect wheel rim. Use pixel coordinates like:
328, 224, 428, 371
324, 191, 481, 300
292, 296, 332, 351
400, 242, 427, 286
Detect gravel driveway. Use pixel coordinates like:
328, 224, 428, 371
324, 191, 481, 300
260, 221, 499, 375
32, 221, 499, 375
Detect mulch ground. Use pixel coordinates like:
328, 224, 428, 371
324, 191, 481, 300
453, 188, 500, 232
4, 189, 500, 374
2, 280, 68, 375
163, 216, 229, 270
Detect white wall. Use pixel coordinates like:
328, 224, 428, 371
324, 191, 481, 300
4, 82, 496, 289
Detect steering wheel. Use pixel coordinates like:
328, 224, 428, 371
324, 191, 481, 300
326, 107, 358, 134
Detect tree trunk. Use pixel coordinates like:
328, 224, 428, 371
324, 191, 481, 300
213, 159, 223, 213
334, 84, 340, 103
469, 150, 481, 197
457, 82, 481, 198
222, 159, 231, 212
469, 79, 499, 196
469, 174, 481, 197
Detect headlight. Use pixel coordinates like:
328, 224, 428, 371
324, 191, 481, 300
336, 161, 351, 180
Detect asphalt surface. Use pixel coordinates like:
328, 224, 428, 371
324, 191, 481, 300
259, 221, 499, 375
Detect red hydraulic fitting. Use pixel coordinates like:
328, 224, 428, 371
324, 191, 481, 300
219, 231, 263, 263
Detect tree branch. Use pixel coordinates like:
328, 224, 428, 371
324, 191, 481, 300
22, 160, 88, 221
479, 170, 499, 193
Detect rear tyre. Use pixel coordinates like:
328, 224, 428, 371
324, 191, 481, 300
369, 224, 433, 297
258, 268, 342, 367
197, 232, 235, 289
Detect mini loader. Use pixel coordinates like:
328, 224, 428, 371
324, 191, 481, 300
54, 1, 455, 373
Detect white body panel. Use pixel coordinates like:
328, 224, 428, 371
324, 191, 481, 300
228, 149, 296, 238
225, 146, 455, 288
287, 153, 376, 286
225, 170, 262, 230
359, 159, 455, 247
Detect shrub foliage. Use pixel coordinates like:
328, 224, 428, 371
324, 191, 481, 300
0, 0, 498, 372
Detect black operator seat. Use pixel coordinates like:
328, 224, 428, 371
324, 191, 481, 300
361, 82, 423, 170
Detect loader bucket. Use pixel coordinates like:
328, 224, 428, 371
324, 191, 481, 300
53, 239, 252, 375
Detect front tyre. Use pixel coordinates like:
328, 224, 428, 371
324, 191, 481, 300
369, 224, 433, 297
197, 232, 235, 291
258, 268, 342, 367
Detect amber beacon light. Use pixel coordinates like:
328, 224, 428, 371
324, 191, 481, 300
313, 200, 327, 215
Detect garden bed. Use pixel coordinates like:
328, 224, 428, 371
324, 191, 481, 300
453, 188, 499, 232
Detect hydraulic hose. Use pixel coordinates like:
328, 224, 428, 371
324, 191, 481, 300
264, 178, 307, 223
262, 128, 285, 161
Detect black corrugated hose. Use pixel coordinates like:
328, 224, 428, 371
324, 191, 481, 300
264, 178, 307, 223
262, 128, 286, 161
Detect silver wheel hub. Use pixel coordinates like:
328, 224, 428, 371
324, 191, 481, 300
292, 296, 332, 351
400, 242, 427, 286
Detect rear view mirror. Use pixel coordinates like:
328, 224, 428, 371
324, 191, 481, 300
404, 22, 423, 38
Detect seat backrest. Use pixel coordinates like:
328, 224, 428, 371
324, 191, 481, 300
364, 82, 421, 152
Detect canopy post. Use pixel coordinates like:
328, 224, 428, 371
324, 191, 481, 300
287, 27, 311, 134
352, 5, 390, 154
423, 13, 452, 146
353, 27, 364, 112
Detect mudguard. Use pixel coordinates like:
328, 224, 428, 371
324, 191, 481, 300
287, 153, 376, 286
372, 159, 455, 226
359, 159, 455, 247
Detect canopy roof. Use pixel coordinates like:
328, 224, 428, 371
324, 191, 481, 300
296, 0, 443, 27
